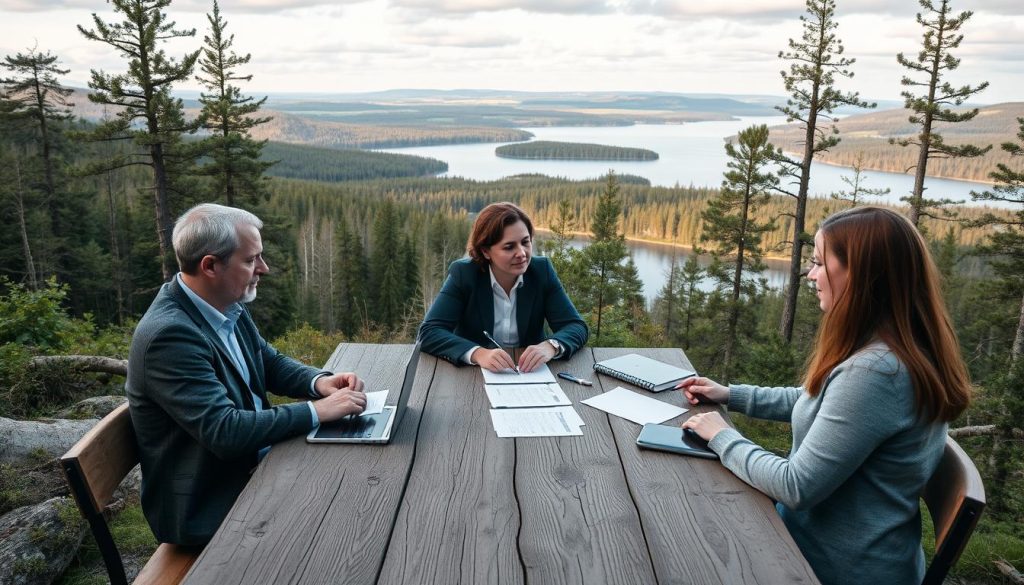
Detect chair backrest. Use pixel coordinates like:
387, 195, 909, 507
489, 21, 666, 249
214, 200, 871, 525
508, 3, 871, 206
920, 436, 986, 585
61, 402, 140, 585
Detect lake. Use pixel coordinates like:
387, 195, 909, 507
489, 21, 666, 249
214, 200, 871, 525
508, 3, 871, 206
380, 117, 1002, 208
548, 236, 791, 308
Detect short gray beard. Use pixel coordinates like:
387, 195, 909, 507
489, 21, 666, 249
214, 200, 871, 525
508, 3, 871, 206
241, 287, 257, 304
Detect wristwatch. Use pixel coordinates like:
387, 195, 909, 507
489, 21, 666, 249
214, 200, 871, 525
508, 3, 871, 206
547, 338, 563, 357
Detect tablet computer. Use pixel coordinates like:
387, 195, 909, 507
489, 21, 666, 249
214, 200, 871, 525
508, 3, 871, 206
636, 423, 719, 460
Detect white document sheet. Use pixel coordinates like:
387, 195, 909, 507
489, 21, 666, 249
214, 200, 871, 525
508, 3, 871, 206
360, 390, 389, 416
484, 383, 571, 409
581, 386, 687, 425
489, 406, 584, 437
482, 363, 557, 385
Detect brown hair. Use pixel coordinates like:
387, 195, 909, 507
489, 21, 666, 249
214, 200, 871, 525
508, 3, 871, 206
467, 202, 534, 266
803, 206, 970, 423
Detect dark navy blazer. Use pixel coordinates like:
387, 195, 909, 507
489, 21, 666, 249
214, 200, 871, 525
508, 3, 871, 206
418, 256, 588, 365
126, 278, 326, 545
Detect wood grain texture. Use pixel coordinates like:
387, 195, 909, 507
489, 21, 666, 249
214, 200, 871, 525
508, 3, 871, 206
376, 358, 524, 585
60, 402, 138, 512
183, 345, 820, 585
593, 347, 820, 585
512, 350, 657, 584
183, 344, 428, 585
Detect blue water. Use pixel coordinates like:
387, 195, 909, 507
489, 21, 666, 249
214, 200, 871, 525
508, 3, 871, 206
381, 117, 1003, 208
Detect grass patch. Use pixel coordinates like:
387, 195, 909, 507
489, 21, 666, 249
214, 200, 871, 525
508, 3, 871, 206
56, 500, 158, 585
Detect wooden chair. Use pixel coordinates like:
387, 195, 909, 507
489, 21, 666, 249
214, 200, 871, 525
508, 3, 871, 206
921, 436, 986, 585
60, 403, 199, 585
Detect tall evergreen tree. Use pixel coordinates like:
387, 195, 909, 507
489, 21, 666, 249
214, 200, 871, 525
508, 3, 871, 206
968, 117, 1024, 362
582, 171, 629, 342
77, 0, 200, 280
1, 48, 73, 245
195, 0, 273, 206
700, 125, 778, 380
830, 154, 890, 208
894, 0, 990, 226
775, 0, 874, 343
370, 200, 404, 330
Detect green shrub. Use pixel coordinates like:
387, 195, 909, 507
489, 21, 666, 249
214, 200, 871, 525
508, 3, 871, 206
271, 323, 348, 367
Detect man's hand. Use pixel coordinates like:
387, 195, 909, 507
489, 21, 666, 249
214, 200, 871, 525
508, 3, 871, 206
518, 341, 557, 373
313, 389, 367, 422
315, 372, 365, 397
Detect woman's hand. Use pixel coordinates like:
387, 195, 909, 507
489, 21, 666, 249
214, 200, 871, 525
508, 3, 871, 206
681, 411, 729, 442
676, 376, 730, 405
472, 347, 518, 372
518, 341, 557, 373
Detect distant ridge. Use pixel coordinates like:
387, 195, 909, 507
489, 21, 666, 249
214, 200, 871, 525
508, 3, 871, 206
766, 102, 1024, 184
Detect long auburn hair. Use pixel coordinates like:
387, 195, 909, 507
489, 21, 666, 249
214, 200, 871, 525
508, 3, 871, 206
803, 207, 970, 423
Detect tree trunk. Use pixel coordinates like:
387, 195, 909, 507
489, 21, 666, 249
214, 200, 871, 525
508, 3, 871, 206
12, 157, 38, 290
29, 355, 128, 375
151, 141, 175, 281
105, 168, 125, 322
779, 79, 821, 343
1012, 288, 1024, 363
909, 5, 945, 227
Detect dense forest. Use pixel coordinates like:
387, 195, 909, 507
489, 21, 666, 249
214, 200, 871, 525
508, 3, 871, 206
249, 111, 534, 148
261, 142, 447, 182
1, 0, 1022, 582
495, 141, 659, 161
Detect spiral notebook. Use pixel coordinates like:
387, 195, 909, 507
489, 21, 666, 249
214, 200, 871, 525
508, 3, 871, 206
593, 354, 696, 392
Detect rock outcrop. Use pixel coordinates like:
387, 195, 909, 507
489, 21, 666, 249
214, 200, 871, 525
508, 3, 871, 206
0, 497, 86, 585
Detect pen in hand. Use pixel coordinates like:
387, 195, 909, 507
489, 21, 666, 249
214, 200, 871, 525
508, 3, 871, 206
482, 330, 520, 374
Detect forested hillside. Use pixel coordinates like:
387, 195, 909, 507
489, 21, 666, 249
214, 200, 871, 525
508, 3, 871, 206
262, 142, 447, 181
250, 110, 533, 148
768, 103, 1024, 183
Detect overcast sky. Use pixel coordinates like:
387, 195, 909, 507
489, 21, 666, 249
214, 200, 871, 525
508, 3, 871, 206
2, 0, 1021, 104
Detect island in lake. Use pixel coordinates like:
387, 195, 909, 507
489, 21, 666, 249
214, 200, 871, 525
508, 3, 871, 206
495, 140, 659, 161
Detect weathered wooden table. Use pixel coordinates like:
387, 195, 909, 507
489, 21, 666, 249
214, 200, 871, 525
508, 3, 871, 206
183, 344, 820, 585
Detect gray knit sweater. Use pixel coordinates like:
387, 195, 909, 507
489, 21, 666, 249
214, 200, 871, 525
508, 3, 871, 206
708, 343, 947, 585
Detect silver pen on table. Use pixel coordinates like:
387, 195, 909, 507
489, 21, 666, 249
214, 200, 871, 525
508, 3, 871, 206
482, 330, 520, 374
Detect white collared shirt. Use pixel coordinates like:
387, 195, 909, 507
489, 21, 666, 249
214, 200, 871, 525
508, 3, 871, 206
462, 267, 524, 364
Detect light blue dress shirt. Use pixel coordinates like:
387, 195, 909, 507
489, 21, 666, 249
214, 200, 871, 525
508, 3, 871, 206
176, 275, 320, 447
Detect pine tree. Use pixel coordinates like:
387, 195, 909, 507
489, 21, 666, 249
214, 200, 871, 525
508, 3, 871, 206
582, 171, 629, 342
370, 200, 404, 330
195, 0, 273, 206
967, 117, 1024, 362
830, 153, 890, 207
700, 125, 778, 380
77, 0, 200, 280
775, 0, 874, 343
894, 0, 990, 226
1, 48, 72, 244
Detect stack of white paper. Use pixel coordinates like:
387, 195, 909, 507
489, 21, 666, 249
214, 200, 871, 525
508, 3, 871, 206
489, 406, 585, 438
479, 363, 584, 437
484, 382, 571, 409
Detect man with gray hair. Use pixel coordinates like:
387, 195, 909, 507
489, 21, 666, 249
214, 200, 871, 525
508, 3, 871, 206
127, 203, 367, 546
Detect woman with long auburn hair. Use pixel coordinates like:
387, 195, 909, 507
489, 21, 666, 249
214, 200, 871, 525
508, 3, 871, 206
418, 202, 588, 372
677, 206, 970, 585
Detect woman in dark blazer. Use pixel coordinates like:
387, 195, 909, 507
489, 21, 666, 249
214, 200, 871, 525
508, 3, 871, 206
419, 202, 588, 372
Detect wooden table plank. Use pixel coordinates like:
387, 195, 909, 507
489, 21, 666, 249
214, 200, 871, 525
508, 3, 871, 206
512, 350, 658, 584
183, 344, 428, 585
593, 347, 820, 585
376, 359, 524, 585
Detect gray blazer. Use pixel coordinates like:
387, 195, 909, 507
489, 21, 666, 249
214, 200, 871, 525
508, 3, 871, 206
126, 279, 325, 545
